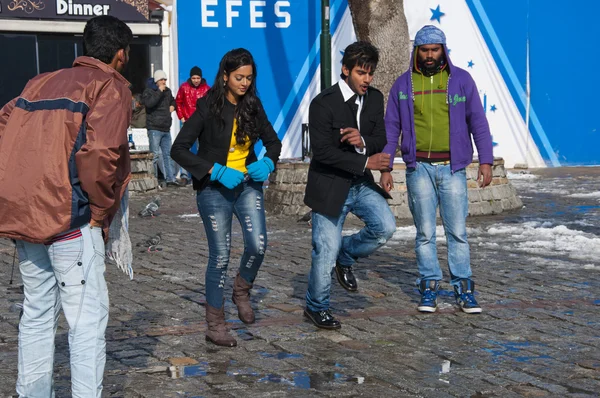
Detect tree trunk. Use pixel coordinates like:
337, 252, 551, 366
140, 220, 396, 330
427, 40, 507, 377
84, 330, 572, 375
347, 0, 410, 105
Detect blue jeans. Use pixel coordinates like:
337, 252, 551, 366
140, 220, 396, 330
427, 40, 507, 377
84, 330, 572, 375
197, 180, 267, 308
15, 224, 108, 397
406, 162, 472, 286
306, 182, 396, 312
148, 129, 175, 182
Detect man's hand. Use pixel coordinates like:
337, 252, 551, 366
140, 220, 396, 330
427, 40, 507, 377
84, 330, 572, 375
169, 105, 175, 113
90, 219, 103, 228
380, 171, 394, 192
181, 118, 186, 123
478, 164, 492, 187
340, 127, 364, 149
366, 153, 391, 170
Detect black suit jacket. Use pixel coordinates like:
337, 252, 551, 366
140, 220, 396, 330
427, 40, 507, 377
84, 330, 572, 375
304, 83, 390, 217
171, 94, 282, 191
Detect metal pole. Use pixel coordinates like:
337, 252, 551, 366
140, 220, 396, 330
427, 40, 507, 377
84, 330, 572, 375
320, 0, 331, 91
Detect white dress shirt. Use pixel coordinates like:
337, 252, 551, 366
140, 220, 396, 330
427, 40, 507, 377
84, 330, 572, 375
338, 79, 368, 169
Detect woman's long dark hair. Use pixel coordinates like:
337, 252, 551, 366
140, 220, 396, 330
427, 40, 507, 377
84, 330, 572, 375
207, 48, 262, 145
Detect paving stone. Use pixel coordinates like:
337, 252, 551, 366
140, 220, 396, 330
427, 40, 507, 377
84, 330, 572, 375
338, 340, 370, 350
168, 357, 199, 366
320, 332, 352, 343
111, 349, 149, 360
508, 384, 551, 397
267, 303, 302, 313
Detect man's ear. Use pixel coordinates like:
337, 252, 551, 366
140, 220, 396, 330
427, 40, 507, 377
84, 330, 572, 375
117, 48, 126, 64
341, 65, 350, 79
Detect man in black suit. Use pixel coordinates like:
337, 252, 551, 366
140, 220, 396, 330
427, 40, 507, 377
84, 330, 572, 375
303, 41, 397, 329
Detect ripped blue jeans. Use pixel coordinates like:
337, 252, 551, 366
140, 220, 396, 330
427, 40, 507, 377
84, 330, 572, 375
197, 180, 267, 308
306, 181, 396, 312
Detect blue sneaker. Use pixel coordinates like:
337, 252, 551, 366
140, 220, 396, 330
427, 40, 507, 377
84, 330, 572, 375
417, 280, 439, 313
454, 279, 482, 314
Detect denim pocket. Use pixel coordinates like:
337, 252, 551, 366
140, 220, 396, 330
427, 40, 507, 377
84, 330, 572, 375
406, 166, 418, 175
50, 238, 85, 287
90, 227, 105, 259
15, 241, 28, 263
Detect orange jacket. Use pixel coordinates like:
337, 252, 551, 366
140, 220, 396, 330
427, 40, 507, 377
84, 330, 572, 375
0, 57, 132, 244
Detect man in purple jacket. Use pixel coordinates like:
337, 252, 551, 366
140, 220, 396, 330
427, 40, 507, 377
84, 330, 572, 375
380, 25, 493, 314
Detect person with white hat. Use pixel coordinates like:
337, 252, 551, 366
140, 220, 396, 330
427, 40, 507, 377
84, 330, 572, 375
142, 69, 180, 186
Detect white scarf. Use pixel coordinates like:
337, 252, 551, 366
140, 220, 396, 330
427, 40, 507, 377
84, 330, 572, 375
105, 187, 134, 279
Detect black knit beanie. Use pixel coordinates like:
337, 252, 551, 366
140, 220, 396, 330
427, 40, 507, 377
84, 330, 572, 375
190, 66, 202, 78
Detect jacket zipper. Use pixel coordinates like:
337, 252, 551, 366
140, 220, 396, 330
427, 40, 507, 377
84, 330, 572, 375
447, 72, 453, 173
428, 75, 433, 158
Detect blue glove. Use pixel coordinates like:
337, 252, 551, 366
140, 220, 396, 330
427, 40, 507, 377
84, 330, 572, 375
247, 158, 275, 182
210, 163, 244, 189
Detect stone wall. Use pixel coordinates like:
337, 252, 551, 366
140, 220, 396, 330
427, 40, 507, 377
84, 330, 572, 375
129, 152, 158, 195
265, 158, 522, 218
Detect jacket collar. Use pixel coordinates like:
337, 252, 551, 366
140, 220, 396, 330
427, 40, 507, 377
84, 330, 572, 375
338, 79, 365, 106
72, 56, 131, 87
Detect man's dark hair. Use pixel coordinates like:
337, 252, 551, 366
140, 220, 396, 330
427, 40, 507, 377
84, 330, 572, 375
341, 41, 379, 79
83, 16, 133, 64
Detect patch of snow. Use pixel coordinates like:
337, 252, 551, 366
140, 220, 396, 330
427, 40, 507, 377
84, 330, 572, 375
480, 222, 600, 262
179, 213, 200, 218
507, 171, 538, 180
569, 191, 600, 201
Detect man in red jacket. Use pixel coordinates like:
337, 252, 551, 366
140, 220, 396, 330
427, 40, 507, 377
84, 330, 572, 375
176, 66, 210, 122
175, 66, 210, 184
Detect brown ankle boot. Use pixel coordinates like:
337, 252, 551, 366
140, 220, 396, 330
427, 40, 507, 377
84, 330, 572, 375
232, 273, 255, 324
205, 304, 237, 347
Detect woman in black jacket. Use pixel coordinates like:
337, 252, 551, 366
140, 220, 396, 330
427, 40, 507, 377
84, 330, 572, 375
171, 48, 281, 347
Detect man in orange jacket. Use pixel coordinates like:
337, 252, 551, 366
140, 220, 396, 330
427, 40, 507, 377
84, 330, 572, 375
0, 16, 133, 396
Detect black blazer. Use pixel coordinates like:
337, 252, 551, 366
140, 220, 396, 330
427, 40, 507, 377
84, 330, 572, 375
171, 94, 282, 191
304, 83, 390, 217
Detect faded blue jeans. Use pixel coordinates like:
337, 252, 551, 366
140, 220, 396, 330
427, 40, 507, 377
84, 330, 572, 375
15, 224, 108, 397
406, 162, 472, 286
197, 180, 267, 308
148, 129, 175, 182
306, 181, 396, 312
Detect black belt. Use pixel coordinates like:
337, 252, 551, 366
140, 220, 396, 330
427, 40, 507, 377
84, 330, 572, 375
351, 175, 369, 185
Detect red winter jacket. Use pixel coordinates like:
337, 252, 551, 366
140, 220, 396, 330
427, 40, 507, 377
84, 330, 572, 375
175, 80, 210, 121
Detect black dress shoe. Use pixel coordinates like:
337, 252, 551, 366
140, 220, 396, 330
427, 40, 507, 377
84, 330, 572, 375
335, 262, 358, 292
304, 308, 341, 329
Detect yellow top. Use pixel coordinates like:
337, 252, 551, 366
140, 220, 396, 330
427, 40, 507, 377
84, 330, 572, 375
226, 119, 251, 173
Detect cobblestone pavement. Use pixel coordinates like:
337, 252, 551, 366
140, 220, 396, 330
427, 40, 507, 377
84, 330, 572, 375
1, 168, 599, 397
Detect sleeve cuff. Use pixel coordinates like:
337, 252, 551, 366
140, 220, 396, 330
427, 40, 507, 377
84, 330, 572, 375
91, 208, 108, 221
354, 137, 366, 155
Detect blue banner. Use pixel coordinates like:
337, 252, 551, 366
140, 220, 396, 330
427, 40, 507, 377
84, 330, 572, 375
177, 0, 350, 156
466, 0, 600, 166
